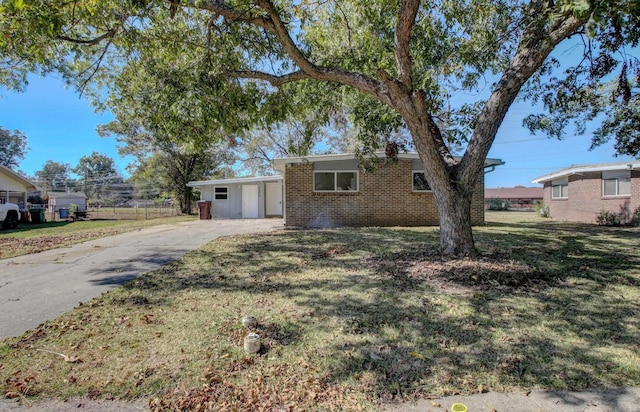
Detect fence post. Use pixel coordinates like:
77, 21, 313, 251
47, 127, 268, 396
145, 205, 148, 220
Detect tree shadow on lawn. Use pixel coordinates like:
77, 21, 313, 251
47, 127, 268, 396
115, 225, 640, 401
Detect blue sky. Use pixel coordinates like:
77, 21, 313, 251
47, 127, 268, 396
0, 73, 634, 188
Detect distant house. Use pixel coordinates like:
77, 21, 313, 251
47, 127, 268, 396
187, 176, 283, 219
532, 161, 640, 223
46, 192, 88, 213
485, 187, 543, 210
0, 164, 38, 209
272, 152, 504, 227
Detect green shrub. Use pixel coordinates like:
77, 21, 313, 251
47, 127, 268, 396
631, 206, 640, 227
533, 200, 550, 218
596, 210, 621, 226
488, 198, 509, 211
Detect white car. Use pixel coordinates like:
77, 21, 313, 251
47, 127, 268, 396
0, 202, 19, 229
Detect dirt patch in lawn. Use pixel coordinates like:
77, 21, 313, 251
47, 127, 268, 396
369, 251, 561, 296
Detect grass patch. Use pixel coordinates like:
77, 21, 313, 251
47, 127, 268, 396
0, 216, 196, 259
1, 212, 639, 410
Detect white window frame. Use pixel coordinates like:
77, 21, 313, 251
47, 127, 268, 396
214, 186, 229, 200
551, 178, 568, 199
412, 170, 432, 192
602, 171, 631, 197
313, 171, 359, 192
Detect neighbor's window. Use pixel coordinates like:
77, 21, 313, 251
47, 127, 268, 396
412, 171, 431, 191
313, 171, 358, 192
602, 170, 631, 197
214, 187, 228, 200
551, 178, 568, 199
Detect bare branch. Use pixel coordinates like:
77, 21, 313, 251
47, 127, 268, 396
395, 0, 419, 89
56, 29, 116, 46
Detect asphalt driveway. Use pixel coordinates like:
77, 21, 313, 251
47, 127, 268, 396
0, 219, 282, 338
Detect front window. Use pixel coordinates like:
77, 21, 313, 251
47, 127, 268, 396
551, 178, 568, 199
412, 171, 431, 191
314, 171, 358, 192
602, 171, 631, 197
214, 187, 228, 200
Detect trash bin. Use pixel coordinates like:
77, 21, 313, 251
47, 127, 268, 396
197, 200, 212, 220
59, 208, 69, 219
29, 207, 46, 224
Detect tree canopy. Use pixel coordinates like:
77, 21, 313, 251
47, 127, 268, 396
0, 126, 27, 169
73, 151, 123, 204
34, 160, 71, 192
1, 0, 638, 255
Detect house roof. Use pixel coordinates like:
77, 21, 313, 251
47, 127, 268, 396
272, 152, 504, 173
0, 164, 39, 191
187, 175, 282, 187
532, 161, 640, 184
485, 187, 543, 199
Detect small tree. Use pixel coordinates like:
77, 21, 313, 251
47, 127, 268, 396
34, 160, 72, 193
0, 126, 27, 169
72, 152, 122, 206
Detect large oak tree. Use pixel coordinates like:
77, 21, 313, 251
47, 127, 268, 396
1, 0, 638, 256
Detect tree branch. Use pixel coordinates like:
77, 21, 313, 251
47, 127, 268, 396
181, 0, 275, 31
188, 0, 389, 103
460, 10, 589, 183
224, 69, 310, 86
394, 0, 419, 90
56, 29, 117, 46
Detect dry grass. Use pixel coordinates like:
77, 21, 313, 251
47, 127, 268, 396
2, 212, 639, 410
0, 216, 195, 259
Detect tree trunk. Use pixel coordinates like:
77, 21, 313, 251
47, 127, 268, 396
432, 184, 477, 257
183, 186, 193, 215
403, 107, 480, 257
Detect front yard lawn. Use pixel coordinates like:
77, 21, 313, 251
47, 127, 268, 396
2, 212, 639, 410
0, 216, 195, 259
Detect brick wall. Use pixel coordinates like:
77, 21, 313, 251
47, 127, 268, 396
545, 170, 640, 223
284, 159, 485, 227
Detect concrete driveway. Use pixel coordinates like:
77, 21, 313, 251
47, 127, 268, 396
0, 219, 282, 338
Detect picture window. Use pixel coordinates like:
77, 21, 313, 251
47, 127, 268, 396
313, 171, 358, 192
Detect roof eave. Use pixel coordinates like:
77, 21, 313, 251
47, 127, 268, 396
187, 175, 283, 187
532, 161, 640, 184
272, 152, 505, 172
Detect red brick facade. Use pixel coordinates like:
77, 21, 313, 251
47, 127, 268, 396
283, 159, 485, 227
543, 170, 640, 223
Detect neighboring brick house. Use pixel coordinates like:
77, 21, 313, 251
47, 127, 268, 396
532, 161, 640, 223
272, 153, 504, 227
484, 187, 543, 210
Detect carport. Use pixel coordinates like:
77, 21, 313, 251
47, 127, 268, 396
0, 164, 38, 208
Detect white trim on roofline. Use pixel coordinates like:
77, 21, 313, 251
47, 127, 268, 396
0, 164, 39, 190
272, 152, 504, 173
187, 175, 282, 187
532, 161, 640, 184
